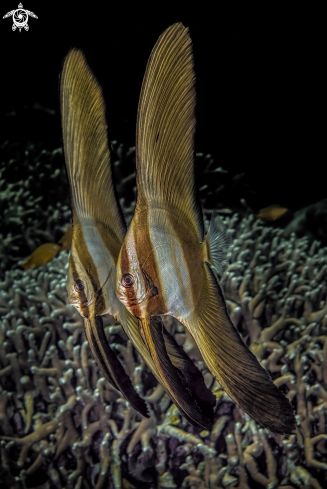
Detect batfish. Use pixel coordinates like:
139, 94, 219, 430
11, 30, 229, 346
116, 23, 296, 434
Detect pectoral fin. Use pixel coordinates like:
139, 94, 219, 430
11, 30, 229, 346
186, 262, 296, 435
206, 210, 233, 277
141, 316, 213, 430
84, 316, 149, 417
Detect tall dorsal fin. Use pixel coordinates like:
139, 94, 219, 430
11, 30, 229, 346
136, 23, 204, 241
60, 48, 126, 255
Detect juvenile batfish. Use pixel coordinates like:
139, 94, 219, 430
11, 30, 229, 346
60, 48, 214, 429
116, 23, 296, 434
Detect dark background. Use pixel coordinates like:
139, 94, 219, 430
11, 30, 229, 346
1, 3, 325, 212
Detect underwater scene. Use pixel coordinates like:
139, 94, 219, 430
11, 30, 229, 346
1, 11, 326, 489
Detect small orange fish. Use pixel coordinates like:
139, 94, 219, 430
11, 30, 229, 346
21, 225, 72, 271
256, 204, 288, 221
21, 243, 61, 270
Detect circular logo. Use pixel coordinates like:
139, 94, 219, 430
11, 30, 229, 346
13, 9, 28, 28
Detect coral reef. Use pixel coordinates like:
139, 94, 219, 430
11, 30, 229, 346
283, 198, 327, 246
1, 137, 327, 487
0, 140, 69, 275
1, 206, 327, 487
0, 140, 138, 275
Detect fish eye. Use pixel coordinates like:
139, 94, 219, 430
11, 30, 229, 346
121, 273, 134, 288
74, 279, 85, 292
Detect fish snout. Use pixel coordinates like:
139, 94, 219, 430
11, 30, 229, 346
115, 281, 158, 310
116, 288, 136, 303
115, 287, 144, 308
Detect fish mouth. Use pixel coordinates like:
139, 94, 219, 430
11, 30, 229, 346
68, 293, 82, 305
68, 297, 88, 307
117, 285, 158, 307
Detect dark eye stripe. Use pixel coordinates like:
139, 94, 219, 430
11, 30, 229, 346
121, 273, 134, 288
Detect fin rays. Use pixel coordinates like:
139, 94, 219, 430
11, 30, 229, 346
60, 48, 126, 249
187, 263, 296, 435
118, 306, 215, 428
136, 23, 204, 241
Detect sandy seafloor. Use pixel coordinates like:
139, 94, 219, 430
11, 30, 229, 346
1, 110, 327, 489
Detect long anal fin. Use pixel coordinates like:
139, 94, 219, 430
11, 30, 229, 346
118, 305, 209, 424
162, 325, 216, 421
142, 316, 213, 430
84, 316, 149, 418
187, 263, 296, 435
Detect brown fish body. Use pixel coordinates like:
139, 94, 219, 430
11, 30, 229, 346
117, 206, 206, 322
116, 23, 296, 435
60, 44, 215, 429
117, 201, 218, 429
60, 48, 152, 418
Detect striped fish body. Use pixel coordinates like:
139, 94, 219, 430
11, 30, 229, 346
61, 48, 150, 418
61, 45, 216, 430
117, 206, 205, 321
67, 219, 121, 319
116, 23, 296, 435
116, 206, 218, 430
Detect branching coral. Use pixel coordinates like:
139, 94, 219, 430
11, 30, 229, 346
1, 140, 327, 487
0, 212, 326, 488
